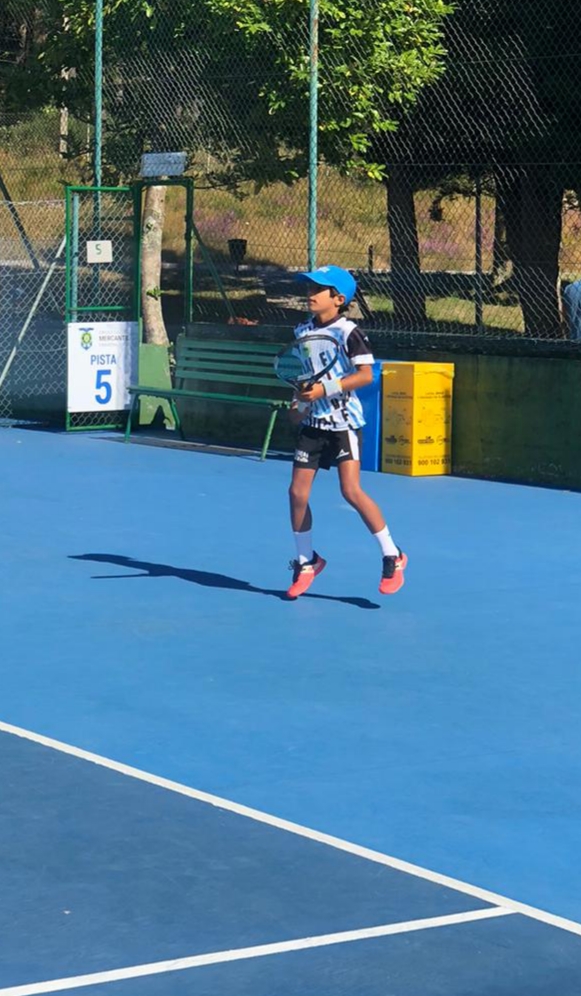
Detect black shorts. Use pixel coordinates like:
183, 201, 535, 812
293, 426, 363, 471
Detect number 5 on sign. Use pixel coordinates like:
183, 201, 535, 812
95, 369, 112, 405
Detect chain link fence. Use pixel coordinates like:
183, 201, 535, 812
1, 0, 581, 421
0, 197, 65, 423
103, 0, 581, 347
67, 187, 135, 318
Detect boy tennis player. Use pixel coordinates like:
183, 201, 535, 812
287, 265, 406, 599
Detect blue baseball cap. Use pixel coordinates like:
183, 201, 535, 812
297, 265, 357, 305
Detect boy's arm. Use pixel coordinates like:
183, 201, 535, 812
339, 365, 373, 391
298, 365, 372, 402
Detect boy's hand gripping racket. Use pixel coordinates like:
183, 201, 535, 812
274, 334, 340, 390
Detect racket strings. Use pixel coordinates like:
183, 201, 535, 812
274, 335, 340, 388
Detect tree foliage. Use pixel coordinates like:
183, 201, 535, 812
1, 0, 454, 186
378, 0, 581, 334
204, 0, 454, 180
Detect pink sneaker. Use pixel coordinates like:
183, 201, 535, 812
287, 553, 327, 598
379, 550, 407, 595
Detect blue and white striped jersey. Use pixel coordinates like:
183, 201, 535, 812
293, 315, 374, 431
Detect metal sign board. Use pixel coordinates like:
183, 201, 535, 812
140, 152, 187, 177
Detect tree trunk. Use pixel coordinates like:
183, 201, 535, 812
141, 184, 169, 346
491, 189, 509, 286
498, 166, 564, 337
59, 106, 69, 157
59, 61, 75, 159
387, 168, 425, 327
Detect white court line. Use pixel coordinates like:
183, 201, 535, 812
0, 908, 513, 996
2, 719, 581, 942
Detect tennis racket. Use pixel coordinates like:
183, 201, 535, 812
274, 334, 340, 390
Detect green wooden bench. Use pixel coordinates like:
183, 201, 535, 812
124, 336, 291, 460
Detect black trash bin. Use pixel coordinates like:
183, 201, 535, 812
228, 238, 247, 272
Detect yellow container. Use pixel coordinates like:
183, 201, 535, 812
381, 362, 454, 476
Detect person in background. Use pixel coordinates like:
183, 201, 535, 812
563, 279, 581, 341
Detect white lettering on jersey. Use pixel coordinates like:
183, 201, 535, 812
293, 316, 373, 431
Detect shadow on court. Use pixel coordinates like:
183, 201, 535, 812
69, 553, 381, 610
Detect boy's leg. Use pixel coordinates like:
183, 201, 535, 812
289, 466, 316, 535
337, 456, 407, 595
287, 465, 327, 597
337, 458, 386, 534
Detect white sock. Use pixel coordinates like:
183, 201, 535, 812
374, 526, 399, 558
294, 530, 314, 565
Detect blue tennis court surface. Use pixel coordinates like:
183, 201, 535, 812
2, 428, 581, 994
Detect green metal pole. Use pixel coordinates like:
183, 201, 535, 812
308, 0, 319, 271
94, 0, 103, 188
71, 192, 80, 321
185, 180, 194, 325
93, 0, 103, 299
65, 186, 72, 321
132, 182, 143, 328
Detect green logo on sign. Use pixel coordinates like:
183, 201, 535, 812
80, 330, 93, 350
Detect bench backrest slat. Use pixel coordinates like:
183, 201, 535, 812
174, 337, 289, 393
177, 359, 277, 378
180, 340, 282, 354
177, 371, 284, 388
177, 355, 275, 370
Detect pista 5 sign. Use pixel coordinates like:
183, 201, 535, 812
67, 322, 139, 413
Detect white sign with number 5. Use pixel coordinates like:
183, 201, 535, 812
87, 240, 113, 264
67, 321, 139, 413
